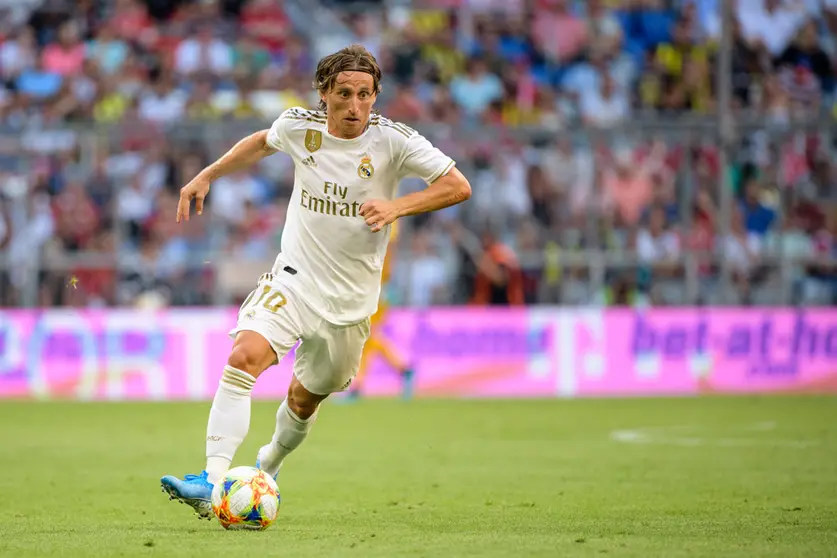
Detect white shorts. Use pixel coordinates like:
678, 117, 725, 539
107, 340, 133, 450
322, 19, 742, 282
228, 273, 371, 395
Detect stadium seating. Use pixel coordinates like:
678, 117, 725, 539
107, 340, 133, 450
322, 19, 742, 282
0, 0, 835, 308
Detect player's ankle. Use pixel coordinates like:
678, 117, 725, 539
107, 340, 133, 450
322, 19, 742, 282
259, 444, 279, 471
206, 457, 230, 485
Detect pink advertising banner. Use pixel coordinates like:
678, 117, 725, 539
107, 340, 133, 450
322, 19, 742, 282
0, 308, 835, 400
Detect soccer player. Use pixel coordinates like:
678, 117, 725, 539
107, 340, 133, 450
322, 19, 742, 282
160, 45, 471, 519
344, 221, 415, 401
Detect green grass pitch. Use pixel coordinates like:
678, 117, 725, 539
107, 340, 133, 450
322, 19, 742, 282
1, 396, 836, 557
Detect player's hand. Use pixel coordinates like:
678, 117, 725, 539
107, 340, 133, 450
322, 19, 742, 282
359, 199, 399, 233
176, 177, 211, 223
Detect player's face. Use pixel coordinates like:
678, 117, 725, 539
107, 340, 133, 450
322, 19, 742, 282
322, 71, 377, 139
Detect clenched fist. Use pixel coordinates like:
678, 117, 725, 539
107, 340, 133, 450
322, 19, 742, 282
359, 199, 400, 232
176, 177, 211, 223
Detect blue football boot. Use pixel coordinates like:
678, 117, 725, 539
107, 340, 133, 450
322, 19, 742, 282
160, 470, 214, 520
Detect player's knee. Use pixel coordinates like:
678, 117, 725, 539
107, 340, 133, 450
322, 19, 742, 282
286, 382, 322, 420
227, 345, 268, 378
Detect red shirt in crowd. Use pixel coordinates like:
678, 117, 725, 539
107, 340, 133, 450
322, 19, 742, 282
240, 0, 290, 52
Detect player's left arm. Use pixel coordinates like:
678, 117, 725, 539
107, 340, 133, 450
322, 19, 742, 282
360, 132, 471, 232
393, 165, 471, 216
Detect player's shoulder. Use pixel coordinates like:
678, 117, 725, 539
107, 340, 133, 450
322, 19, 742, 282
369, 113, 420, 142
278, 107, 327, 129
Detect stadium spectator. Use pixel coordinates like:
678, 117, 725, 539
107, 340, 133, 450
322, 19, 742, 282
776, 19, 834, 95
532, 0, 590, 64
646, 15, 716, 112
776, 60, 821, 111
240, 0, 291, 53
739, 176, 777, 237
15, 55, 63, 100
385, 83, 429, 122
185, 76, 222, 119
730, 14, 770, 108
514, 218, 544, 303
579, 70, 631, 127
138, 72, 188, 123
345, 13, 382, 60
230, 34, 272, 81
210, 170, 264, 227
108, 0, 155, 45
722, 204, 767, 304
561, 43, 636, 111
809, 207, 837, 303
682, 0, 721, 42
449, 56, 503, 117
42, 21, 86, 77
538, 136, 595, 221
586, 0, 624, 52
625, 0, 676, 54
688, 186, 718, 286
600, 142, 666, 228
174, 24, 233, 76
86, 22, 130, 76
636, 205, 682, 304
0, 27, 37, 80
736, 0, 806, 57
471, 230, 524, 305
402, 229, 449, 307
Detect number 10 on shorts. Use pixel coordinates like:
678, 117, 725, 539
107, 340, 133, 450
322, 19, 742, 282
243, 284, 287, 313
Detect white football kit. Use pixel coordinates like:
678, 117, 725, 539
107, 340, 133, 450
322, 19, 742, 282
228, 107, 456, 394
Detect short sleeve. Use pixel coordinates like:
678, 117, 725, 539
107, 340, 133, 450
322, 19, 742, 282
400, 132, 455, 184
265, 112, 288, 151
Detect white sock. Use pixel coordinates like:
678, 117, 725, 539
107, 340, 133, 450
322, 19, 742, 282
259, 399, 318, 478
205, 365, 256, 484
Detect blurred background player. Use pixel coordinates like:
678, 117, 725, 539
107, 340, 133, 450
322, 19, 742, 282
345, 221, 415, 401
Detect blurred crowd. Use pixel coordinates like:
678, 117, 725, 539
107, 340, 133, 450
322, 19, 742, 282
0, 0, 836, 308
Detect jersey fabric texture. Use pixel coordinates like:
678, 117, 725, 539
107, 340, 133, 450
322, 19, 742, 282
265, 107, 455, 326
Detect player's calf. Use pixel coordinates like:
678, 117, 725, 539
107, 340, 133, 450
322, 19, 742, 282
205, 333, 276, 484
257, 377, 326, 478
287, 375, 326, 419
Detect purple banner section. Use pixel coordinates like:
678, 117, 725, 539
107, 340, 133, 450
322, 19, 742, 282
0, 308, 835, 400
551, 309, 837, 396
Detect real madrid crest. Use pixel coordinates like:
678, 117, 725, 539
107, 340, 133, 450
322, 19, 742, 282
358, 154, 374, 179
304, 129, 322, 152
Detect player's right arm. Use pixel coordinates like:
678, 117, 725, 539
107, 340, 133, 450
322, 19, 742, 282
176, 112, 290, 223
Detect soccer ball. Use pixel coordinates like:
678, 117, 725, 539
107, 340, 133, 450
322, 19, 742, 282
211, 466, 281, 530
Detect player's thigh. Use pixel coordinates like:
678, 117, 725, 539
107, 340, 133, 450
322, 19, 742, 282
228, 277, 304, 378
293, 318, 371, 395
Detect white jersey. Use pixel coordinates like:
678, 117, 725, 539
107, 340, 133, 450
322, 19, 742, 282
265, 107, 455, 325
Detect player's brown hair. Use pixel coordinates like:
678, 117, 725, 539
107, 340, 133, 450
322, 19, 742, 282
313, 45, 382, 110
